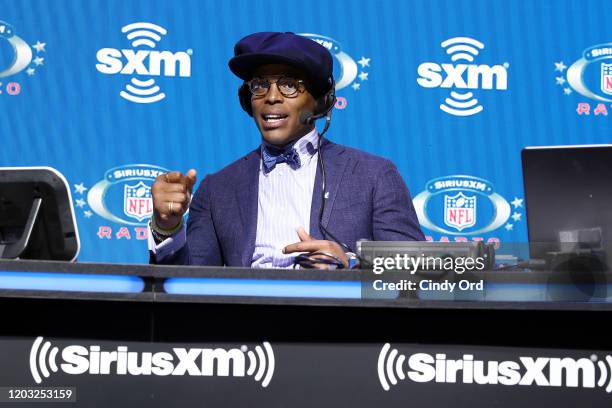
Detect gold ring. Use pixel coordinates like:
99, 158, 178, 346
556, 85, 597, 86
169, 201, 174, 214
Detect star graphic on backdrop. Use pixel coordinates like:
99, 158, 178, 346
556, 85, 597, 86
26, 68, 35, 76
358, 57, 371, 68
358, 72, 369, 81
32, 41, 46, 53
555, 76, 566, 85
352, 83, 361, 91
511, 197, 523, 208
554, 61, 567, 72
74, 183, 88, 194
563, 87, 572, 95
504, 223, 514, 231
511, 212, 522, 222
75, 199, 86, 208
33, 56, 44, 66
84, 210, 93, 218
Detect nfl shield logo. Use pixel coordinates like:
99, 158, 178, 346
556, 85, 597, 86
602, 63, 612, 96
444, 192, 476, 231
124, 181, 153, 222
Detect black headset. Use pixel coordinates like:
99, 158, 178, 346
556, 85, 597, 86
238, 78, 336, 118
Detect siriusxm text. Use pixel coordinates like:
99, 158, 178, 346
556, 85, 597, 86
61, 345, 247, 376
408, 353, 597, 387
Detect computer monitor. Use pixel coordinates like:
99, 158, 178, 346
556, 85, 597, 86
0, 167, 80, 261
522, 145, 612, 264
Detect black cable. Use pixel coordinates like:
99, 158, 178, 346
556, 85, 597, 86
315, 114, 371, 269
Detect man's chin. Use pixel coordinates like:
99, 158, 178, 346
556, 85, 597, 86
259, 126, 314, 148
260, 130, 295, 147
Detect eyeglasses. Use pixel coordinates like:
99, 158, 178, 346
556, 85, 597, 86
246, 76, 305, 97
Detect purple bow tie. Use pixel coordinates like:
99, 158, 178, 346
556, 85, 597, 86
262, 145, 301, 174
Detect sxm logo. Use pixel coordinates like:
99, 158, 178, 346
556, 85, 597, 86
29, 337, 275, 388
417, 37, 509, 116
378, 343, 612, 393
96, 22, 192, 103
412, 175, 513, 237
555, 43, 612, 116
0, 20, 46, 96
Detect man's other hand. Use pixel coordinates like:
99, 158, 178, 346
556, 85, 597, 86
283, 227, 348, 269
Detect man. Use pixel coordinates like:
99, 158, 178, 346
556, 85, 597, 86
149, 32, 424, 268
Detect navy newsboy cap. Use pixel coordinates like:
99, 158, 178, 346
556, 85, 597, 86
229, 32, 333, 97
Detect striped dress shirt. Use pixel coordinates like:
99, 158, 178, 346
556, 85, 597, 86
251, 129, 319, 268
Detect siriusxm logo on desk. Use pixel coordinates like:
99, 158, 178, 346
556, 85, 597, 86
378, 343, 612, 393
29, 337, 275, 387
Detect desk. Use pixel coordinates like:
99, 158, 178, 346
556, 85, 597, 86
0, 259, 610, 407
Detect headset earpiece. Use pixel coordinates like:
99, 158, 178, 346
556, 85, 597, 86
315, 80, 336, 116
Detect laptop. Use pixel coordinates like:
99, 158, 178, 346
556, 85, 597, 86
522, 144, 612, 264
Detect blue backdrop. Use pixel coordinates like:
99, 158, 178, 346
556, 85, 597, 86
1, 0, 610, 263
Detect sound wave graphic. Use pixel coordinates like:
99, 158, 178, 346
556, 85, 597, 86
377, 343, 405, 391
120, 78, 166, 104
119, 22, 168, 103
30, 337, 59, 384
441, 37, 484, 62
596, 355, 612, 393
244, 342, 275, 388
121, 22, 167, 48
439, 37, 484, 116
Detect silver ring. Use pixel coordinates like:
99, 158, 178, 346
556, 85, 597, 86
169, 201, 174, 214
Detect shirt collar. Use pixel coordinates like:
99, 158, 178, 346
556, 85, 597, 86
293, 128, 319, 161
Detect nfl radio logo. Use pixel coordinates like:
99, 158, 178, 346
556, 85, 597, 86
444, 192, 476, 231
124, 181, 153, 222
603, 63, 612, 96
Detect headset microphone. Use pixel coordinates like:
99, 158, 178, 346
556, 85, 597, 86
300, 111, 326, 126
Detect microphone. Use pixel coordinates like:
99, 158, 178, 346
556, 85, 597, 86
300, 106, 334, 125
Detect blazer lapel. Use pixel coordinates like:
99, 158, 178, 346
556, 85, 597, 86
235, 149, 261, 266
309, 139, 349, 239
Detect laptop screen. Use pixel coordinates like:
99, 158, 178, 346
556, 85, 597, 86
522, 145, 612, 262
